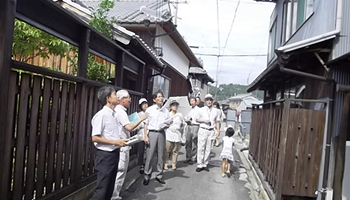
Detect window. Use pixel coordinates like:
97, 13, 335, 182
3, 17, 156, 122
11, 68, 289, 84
152, 75, 170, 99
283, 0, 314, 42
268, 20, 277, 61
201, 80, 205, 89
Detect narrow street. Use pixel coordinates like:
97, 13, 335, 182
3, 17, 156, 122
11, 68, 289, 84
122, 131, 254, 200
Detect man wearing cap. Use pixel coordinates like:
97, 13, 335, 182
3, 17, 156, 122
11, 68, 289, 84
195, 94, 221, 172
143, 90, 171, 186
111, 90, 148, 200
184, 96, 200, 164
137, 98, 148, 174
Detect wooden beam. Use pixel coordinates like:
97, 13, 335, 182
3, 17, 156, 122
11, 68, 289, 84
0, 0, 16, 199
78, 29, 90, 78
336, 84, 350, 92
116, 52, 125, 87
333, 92, 350, 200
138, 64, 145, 93
275, 99, 291, 200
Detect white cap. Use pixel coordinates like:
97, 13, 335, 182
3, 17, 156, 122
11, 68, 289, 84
116, 90, 129, 99
139, 98, 148, 105
204, 93, 213, 100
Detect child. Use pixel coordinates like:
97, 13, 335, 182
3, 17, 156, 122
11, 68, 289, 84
91, 86, 128, 200
220, 127, 235, 177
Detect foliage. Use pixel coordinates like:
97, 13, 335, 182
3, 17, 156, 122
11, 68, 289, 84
89, 0, 117, 40
209, 84, 264, 101
12, 20, 70, 62
12, 0, 117, 84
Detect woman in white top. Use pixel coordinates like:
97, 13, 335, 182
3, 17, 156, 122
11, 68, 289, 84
137, 98, 148, 174
164, 100, 186, 170
220, 127, 235, 177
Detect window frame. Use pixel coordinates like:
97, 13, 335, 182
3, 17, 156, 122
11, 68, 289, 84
152, 74, 171, 99
282, 0, 315, 44
268, 18, 278, 62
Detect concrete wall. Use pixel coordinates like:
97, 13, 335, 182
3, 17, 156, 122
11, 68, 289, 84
155, 25, 189, 77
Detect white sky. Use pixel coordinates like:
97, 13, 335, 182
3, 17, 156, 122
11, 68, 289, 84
175, 0, 275, 85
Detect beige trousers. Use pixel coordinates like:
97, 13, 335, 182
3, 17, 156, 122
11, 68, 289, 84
164, 140, 180, 167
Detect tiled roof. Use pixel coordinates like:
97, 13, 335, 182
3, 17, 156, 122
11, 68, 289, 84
79, 0, 170, 23
189, 67, 214, 83
189, 67, 208, 75
58, 0, 164, 68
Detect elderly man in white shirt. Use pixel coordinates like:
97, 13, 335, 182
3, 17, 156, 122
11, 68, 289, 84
143, 90, 171, 186
111, 90, 147, 200
184, 96, 200, 164
195, 94, 221, 172
91, 86, 128, 200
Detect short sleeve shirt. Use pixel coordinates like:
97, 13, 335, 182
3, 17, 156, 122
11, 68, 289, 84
91, 106, 121, 151
185, 106, 200, 125
114, 105, 131, 139
145, 104, 170, 131
197, 106, 221, 129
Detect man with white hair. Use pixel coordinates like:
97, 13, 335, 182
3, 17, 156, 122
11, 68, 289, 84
111, 90, 148, 200
195, 94, 221, 172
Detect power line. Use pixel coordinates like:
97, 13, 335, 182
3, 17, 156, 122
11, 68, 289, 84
194, 53, 267, 57
218, 0, 240, 86
246, 28, 269, 84
214, 0, 221, 98
223, 0, 240, 49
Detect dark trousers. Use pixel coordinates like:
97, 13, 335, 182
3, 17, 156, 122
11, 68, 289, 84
138, 141, 145, 166
91, 148, 120, 200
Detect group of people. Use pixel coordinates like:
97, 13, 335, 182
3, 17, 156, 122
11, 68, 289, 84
90, 86, 236, 200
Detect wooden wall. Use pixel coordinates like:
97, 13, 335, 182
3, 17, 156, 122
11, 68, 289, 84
250, 101, 326, 199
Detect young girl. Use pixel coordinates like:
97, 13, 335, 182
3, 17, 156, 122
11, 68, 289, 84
220, 127, 235, 177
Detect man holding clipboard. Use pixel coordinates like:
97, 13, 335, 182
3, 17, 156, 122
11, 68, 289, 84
111, 90, 148, 200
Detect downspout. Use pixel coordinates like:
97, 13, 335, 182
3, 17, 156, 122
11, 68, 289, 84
319, 0, 343, 199
278, 0, 342, 53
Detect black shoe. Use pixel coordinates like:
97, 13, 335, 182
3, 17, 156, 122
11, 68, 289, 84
139, 166, 144, 174
196, 167, 202, 172
188, 160, 195, 165
203, 167, 210, 172
143, 179, 149, 186
183, 160, 191, 163
155, 178, 165, 184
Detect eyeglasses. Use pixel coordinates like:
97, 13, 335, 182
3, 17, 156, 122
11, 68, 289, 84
205, 99, 213, 102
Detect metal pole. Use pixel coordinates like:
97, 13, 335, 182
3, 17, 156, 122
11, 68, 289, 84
317, 99, 331, 200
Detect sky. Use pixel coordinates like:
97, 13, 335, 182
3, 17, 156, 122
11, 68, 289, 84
175, 0, 275, 86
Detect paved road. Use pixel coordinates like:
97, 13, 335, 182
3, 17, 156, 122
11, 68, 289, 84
121, 132, 254, 200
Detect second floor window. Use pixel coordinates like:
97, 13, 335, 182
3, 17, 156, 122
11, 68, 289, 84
283, 0, 314, 42
268, 20, 277, 61
153, 75, 170, 99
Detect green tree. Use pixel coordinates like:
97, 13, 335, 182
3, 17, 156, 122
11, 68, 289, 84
209, 84, 264, 101
89, 0, 117, 40
12, 20, 70, 63
12, 0, 117, 83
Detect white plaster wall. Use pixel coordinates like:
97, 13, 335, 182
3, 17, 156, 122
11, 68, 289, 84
155, 25, 189, 77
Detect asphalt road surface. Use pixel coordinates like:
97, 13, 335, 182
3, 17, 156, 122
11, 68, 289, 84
121, 132, 254, 200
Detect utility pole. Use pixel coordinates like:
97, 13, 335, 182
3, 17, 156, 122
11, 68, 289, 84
168, 0, 188, 26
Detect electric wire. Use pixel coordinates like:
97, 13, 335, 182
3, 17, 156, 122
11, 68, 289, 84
214, 0, 221, 98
